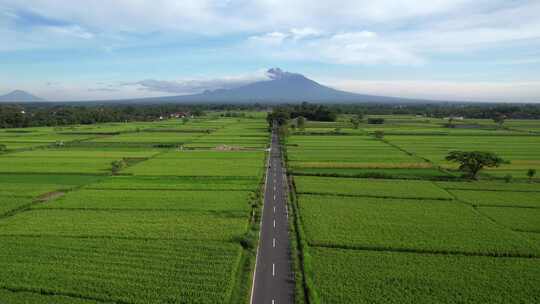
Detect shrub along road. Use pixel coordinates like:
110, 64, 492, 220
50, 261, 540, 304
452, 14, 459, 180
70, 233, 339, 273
251, 129, 294, 304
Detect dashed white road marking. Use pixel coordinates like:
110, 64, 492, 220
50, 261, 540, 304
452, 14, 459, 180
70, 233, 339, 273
273, 220, 276, 228
272, 263, 275, 277
273, 238, 276, 248
273, 206, 276, 213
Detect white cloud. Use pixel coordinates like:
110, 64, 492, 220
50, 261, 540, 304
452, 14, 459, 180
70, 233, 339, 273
322, 78, 540, 102
119, 71, 269, 95
290, 27, 323, 40
248, 29, 423, 65
44, 25, 94, 39
0, 0, 472, 33
248, 32, 289, 46
2, 1, 540, 58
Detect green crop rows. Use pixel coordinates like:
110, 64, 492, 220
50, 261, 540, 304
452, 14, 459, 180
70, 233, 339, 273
0, 115, 268, 303
286, 114, 540, 303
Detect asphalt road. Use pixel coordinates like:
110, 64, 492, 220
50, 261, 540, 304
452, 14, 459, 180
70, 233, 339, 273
251, 129, 294, 304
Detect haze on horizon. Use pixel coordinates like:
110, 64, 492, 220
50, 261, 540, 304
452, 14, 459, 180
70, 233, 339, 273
1, 0, 539, 103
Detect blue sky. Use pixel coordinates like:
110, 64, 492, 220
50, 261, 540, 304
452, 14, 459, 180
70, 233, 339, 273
1, 0, 540, 102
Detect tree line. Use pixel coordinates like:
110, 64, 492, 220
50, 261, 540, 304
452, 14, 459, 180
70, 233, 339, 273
2, 101, 540, 129
0, 103, 265, 128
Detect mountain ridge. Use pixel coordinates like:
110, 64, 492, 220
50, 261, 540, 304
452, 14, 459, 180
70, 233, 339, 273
140, 68, 415, 103
0, 90, 46, 102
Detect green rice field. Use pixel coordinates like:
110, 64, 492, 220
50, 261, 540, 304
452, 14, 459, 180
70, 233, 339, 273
0, 115, 268, 303
287, 114, 540, 304
1, 112, 539, 303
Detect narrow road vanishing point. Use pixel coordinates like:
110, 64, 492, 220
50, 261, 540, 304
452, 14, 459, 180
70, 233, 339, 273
251, 127, 294, 304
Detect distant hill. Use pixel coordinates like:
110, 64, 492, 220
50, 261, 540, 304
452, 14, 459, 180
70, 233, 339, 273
136, 68, 418, 103
0, 90, 45, 102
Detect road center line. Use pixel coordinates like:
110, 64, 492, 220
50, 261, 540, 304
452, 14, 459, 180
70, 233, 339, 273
273, 219, 276, 228
273, 238, 276, 248
272, 263, 275, 277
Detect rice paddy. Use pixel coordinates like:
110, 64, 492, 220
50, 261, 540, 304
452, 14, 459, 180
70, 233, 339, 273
0, 115, 268, 303
287, 115, 540, 303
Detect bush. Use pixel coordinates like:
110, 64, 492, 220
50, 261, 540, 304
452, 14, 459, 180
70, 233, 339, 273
111, 159, 127, 174
368, 118, 385, 124
374, 130, 385, 139
527, 168, 536, 182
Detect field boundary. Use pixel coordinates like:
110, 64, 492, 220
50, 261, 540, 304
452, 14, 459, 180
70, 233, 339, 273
307, 242, 540, 259
296, 191, 453, 201
0, 286, 119, 304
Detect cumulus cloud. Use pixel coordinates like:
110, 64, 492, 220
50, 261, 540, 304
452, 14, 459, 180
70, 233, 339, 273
0, 0, 472, 33
120, 72, 269, 95
248, 29, 423, 65
248, 32, 289, 46
322, 79, 540, 103
2, 1, 540, 102
2, 1, 540, 60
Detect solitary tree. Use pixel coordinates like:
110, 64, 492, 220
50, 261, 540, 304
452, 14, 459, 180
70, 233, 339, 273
350, 115, 362, 129
447, 117, 455, 128
111, 159, 127, 175
297, 116, 306, 131
493, 114, 506, 129
374, 130, 385, 140
266, 109, 289, 128
446, 151, 505, 180
368, 118, 385, 125
527, 168, 537, 182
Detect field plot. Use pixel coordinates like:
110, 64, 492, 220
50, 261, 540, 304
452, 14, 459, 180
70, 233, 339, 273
288, 115, 540, 304
0, 204, 248, 243
87, 175, 259, 191
505, 119, 540, 133
287, 135, 428, 176
295, 176, 451, 199
0, 289, 100, 304
311, 247, 540, 304
0, 174, 103, 215
185, 120, 268, 148
0, 149, 159, 174
437, 180, 540, 191
386, 135, 540, 177
89, 131, 201, 144
0, 237, 242, 304
478, 207, 540, 232
0, 130, 99, 151
449, 189, 540, 208
298, 194, 539, 256
291, 167, 449, 178
0, 115, 268, 303
0, 197, 33, 216
125, 150, 265, 177
38, 189, 252, 213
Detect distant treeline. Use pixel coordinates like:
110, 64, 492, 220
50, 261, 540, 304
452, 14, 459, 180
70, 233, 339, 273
1, 102, 540, 128
0, 103, 266, 128
267, 102, 337, 125
331, 103, 540, 119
